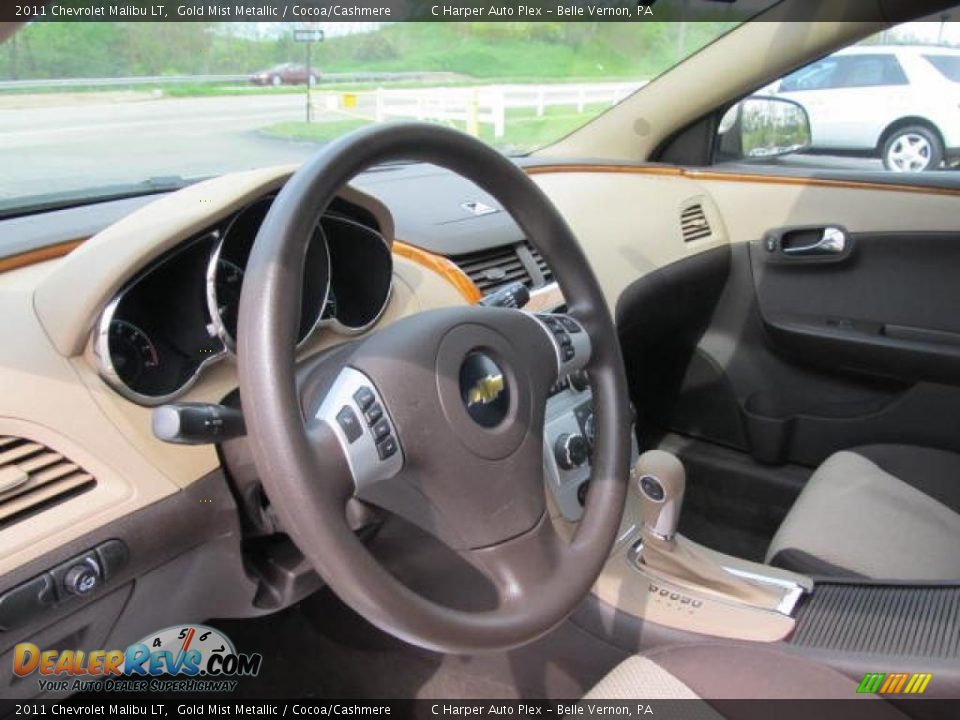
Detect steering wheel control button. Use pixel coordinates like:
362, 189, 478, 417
530, 313, 591, 378
317, 367, 403, 490
640, 475, 666, 502
371, 417, 390, 441
376, 435, 398, 460
353, 386, 375, 411
336, 406, 363, 443
364, 403, 383, 425
460, 352, 510, 428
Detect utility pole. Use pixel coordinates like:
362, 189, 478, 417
294, 27, 325, 124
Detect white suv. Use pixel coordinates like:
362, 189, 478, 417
773, 45, 960, 171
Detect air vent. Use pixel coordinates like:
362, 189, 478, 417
450, 244, 533, 293
681, 203, 713, 243
524, 241, 554, 284
0, 436, 96, 528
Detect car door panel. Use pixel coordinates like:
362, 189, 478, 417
621, 177, 960, 472
753, 231, 960, 385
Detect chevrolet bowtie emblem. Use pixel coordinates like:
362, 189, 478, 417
466, 373, 505, 407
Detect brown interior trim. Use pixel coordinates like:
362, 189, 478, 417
392, 241, 482, 304
527, 163, 960, 198
0, 239, 85, 275
685, 168, 960, 197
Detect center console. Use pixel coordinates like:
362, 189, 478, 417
590, 449, 812, 643
543, 370, 638, 522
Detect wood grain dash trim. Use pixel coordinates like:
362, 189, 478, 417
527, 164, 684, 178
526, 163, 960, 198
0, 239, 85, 275
684, 168, 960, 197
393, 241, 482, 305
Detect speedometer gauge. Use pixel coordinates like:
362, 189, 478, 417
108, 319, 159, 387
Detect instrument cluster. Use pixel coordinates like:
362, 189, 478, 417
94, 195, 394, 405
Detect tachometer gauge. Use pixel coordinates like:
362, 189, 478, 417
108, 319, 159, 387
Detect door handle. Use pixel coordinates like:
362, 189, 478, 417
782, 226, 848, 256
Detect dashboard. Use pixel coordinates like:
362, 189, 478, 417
93, 195, 394, 405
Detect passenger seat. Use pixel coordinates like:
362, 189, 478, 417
766, 445, 960, 580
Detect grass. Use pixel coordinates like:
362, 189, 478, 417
258, 104, 610, 154
1, 22, 736, 98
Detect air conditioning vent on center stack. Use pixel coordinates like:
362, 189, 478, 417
680, 203, 713, 243
449, 244, 534, 293
524, 241, 554, 284
0, 436, 96, 528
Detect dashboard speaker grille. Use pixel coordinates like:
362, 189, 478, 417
680, 203, 713, 243
449, 244, 534, 293
0, 436, 96, 528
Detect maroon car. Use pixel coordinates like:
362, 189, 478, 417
249, 63, 319, 87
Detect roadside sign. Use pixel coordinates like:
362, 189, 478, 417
294, 30, 324, 43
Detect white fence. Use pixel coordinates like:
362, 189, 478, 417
316, 82, 646, 138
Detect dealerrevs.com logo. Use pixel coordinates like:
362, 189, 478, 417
13, 624, 262, 693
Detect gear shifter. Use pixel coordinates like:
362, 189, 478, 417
630, 449, 801, 612
633, 450, 685, 541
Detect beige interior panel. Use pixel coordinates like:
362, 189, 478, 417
700, 178, 960, 240
592, 535, 800, 644
0, 263, 176, 576
530, 172, 729, 310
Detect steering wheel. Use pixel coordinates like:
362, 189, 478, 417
237, 123, 631, 653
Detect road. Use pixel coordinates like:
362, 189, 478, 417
0, 92, 334, 200
0, 89, 895, 203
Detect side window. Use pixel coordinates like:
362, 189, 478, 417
834, 54, 909, 88
779, 58, 840, 92
924, 54, 960, 83
713, 33, 957, 173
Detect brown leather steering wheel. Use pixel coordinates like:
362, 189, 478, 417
237, 123, 631, 652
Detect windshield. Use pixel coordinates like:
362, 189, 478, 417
0, 18, 743, 215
